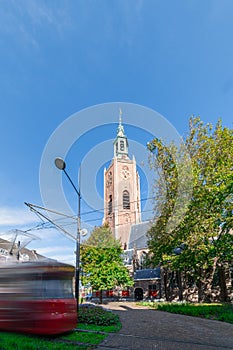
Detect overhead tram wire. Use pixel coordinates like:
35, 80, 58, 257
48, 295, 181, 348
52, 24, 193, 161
80, 195, 155, 217
25, 202, 78, 220
24, 202, 82, 229
24, 195, 155, 234
25, 202, 77, 241
25, 195, 154, 224
24, 211, 155, 234
24, 202, 102, 228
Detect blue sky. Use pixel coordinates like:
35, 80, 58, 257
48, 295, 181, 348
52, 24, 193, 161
0, 0, 232, 265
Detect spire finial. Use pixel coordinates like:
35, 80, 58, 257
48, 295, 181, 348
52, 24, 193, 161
119, 108, 122, 126
116, 108, 125, 137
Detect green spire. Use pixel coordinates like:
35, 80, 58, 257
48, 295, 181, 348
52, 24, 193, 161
114, 109, 129, 158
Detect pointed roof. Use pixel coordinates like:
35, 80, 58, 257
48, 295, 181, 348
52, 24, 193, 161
116, 108, 126, 137
113, 109, 129, 159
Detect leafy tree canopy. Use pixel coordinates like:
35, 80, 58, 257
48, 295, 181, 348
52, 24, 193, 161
147, 117, 233, 273
80, 224, 133, 302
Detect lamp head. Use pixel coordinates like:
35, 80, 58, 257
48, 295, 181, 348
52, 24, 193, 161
55, 157, 66, 170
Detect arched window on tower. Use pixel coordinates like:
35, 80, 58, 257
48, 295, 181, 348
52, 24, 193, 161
107, 171, 112, 186
120, 140, 124, 151
108, 195, 112, 215
123, 190, 130, 210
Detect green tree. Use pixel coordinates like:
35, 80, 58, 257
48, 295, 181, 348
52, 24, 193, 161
80, 224, 133, 304
147, 117, 233, 302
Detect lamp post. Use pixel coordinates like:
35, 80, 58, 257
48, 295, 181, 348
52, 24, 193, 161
54, 157, 81, 311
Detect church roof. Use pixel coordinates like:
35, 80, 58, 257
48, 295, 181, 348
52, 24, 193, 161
134, 268, 161, 280
128, 221, 151, 250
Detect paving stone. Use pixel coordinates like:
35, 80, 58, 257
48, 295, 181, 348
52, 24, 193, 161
96, 301, 233, 350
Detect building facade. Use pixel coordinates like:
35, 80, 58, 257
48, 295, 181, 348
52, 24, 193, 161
102, 112, 161, 301
104, 112, 141, 248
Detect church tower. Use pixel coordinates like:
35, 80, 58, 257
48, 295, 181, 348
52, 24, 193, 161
104, 110, 141, 248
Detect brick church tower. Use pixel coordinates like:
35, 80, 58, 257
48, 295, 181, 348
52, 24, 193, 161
104, 111, 141, 248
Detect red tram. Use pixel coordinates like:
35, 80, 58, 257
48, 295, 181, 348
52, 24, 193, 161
0, 261, 77, 335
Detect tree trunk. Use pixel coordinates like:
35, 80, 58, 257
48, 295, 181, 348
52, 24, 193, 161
177, 271, 183, 301
218, 265, 229, 302
197, 268, 203, 302
163, 268, 170, 301
203, 257, 218, 302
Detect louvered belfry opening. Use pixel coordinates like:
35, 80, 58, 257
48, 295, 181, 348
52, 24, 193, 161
123, 190, 130, 210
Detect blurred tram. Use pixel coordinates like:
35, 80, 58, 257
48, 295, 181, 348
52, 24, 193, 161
0, 261, 77, 335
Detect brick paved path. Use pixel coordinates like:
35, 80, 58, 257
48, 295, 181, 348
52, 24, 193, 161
96, 302, 233, 350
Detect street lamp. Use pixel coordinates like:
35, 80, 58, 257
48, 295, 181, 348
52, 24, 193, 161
54, 157, 81, 311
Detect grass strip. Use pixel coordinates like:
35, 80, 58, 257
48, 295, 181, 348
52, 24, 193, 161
139, 301, 233, 324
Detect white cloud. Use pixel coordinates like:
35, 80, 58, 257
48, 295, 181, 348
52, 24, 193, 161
23, 0, 73, 38
0, 210, 79, 267
0, 0, 73, 49
37, 245, 73, 255
26, 230, 75, 264
36, 246, 75, 266
0, 206, 38, 227
47, 254, 75, 266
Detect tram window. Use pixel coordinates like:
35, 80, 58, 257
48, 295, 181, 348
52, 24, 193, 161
0, 266, 75, 300
41, 279, 74, 299
28, 279, 73, 299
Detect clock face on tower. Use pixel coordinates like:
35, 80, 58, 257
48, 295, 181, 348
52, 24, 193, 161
120, 166, 130, 179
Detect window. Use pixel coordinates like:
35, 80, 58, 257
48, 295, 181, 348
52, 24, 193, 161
108, 195, 112, 214
120, 140, 124, 151
107, 171, 112, 186
123, 190, 130, 209
148, 284, 158, 297
39, 279, 74, 299
148, 285, 157, 291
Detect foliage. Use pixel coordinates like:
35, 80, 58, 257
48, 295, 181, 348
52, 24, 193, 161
82, 222, 120, 248
81, 224, 133, 303
147, 117, 233, 301
61, 329, 106, 344
79, 305, 120, 326
138, 301, 233, 324
77, 321, 121, 333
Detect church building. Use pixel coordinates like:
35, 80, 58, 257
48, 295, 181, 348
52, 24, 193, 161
103, 111, 141, 249
103, 111, 161, 300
